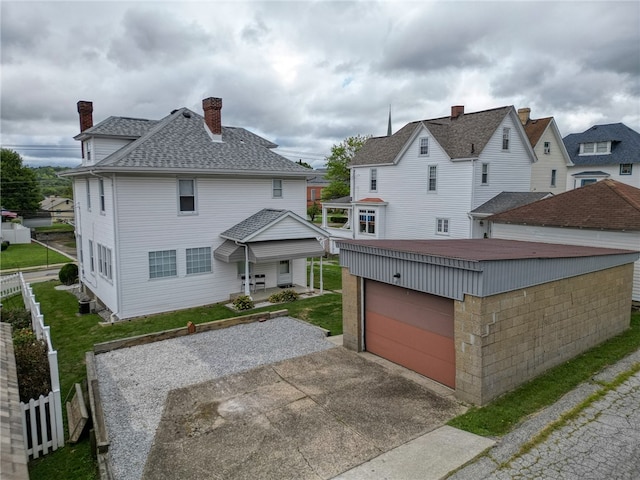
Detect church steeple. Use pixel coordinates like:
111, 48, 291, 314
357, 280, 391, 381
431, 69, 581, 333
387, 105, 392, 136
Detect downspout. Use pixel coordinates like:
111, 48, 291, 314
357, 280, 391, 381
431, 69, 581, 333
469, 159, 476, 238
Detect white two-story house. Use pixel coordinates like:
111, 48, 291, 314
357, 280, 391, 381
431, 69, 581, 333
564, 123, 640, 189
61, 97, 326, 320
322, 105, 538, 249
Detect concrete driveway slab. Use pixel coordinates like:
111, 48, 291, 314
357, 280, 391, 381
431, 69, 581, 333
142, 347, 465, 480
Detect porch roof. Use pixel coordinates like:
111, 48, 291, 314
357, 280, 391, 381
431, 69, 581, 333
214, 238, 325, 264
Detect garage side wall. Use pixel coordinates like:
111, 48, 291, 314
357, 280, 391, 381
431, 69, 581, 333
454, 264, 634, 405
342, 267, 363, 351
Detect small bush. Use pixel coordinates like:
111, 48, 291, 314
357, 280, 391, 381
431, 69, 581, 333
268, 289, 299, 304
0, 307, 31, 331
59, 263, 78, 285
330, 216, 348, 224
1, 241, 9, 251
13, 329, 51, 402
232, 295, 254, 311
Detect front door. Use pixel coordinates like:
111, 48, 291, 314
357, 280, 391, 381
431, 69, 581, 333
277, 260, 292, 287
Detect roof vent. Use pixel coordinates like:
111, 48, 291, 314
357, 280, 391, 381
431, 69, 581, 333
182, 111, 191, 118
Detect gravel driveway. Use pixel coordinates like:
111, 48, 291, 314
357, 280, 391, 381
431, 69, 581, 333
95, 317, 335, 480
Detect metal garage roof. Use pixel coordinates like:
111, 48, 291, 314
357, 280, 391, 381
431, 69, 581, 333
337, 238, 639, 300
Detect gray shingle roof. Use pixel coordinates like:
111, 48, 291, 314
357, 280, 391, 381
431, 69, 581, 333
563, 123, 640, 166
471, 192, 553, 215
220, 209, 289, 241
351, 106, 512, 166
69, 108, 310, 175
74, 116, 159, 139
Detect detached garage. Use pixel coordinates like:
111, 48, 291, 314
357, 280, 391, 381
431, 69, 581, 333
338, 238, 638, 405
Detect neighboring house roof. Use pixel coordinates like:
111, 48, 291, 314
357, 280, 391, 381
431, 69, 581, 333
65, 108, 310, 176
220, 208, 327, 242
351, 106, 513, 166
40, 196, 73, 210
564, 123, 640, 166
322, 196, 352, 204
307, 169, 330, 186
489, 179, 640, 231
471, 192, 552, 216
522, 117, 553, 147
571, 171, 610, 177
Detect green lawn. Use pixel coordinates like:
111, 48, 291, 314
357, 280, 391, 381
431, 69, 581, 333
309, 258, 342, 291
0, 243, 72, 270
34, 224, 75, 233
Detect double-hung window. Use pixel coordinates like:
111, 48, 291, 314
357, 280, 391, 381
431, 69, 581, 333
178, 179, 196, 213
186, 247, 212, 275
544, 141, 551, 154
99, 178, 105, 212
551, 169, 557, 187
86, 179, 91, 211
273, 179, 283, 198
581, 142, 610, 155
97, 244, 112, 280
502, 128, 510, 150
149, 250, 177, 279
436, 218, 450, 235
620, 164, 632, 175
428, 165, 437, 192
481, 163, 489, 185
88, 240, 95, 272
358, 209, 375, 234
370, 168, 377, 192
419, 137, 429, 156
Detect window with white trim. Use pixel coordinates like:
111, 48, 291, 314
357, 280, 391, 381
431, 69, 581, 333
97, 244, 112, 280
428, 165, 437, 192
551, 169, 557, 187
311, 189, 317, 201
186, 247, 212, 275
544, 141, 551, 154
77, 234, 83, 264
436, 218, 450, 235
502, 127, 510, 150
86, 179, 91, 211
99, 178, 105, 212
620, 164, 632, 175
419, 137, 429, 156
358, 209, 375, 234
88, 240, 95, 272
149, 250, 177, 279
481, 163, 489, 185
370, 168, 377, 192
178, 179, 196, 213
273, 179, 283, 198
580, 141, 610, 155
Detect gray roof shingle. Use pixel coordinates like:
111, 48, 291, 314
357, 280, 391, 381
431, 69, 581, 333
471, 191, 553, 215
351, 106, 512, 166
220, 209, 289, 241
563, 123, 640, 166
69, 108, 310, 176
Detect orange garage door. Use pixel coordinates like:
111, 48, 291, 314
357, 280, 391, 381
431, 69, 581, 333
365, 280, 455, 388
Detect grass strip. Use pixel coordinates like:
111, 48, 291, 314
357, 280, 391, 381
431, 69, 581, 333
0, 242, 71, 270
448, 311, 640, 437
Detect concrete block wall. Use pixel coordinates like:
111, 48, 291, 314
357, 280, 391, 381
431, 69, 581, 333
342, 267, 363, 352
455, 264, 634, 405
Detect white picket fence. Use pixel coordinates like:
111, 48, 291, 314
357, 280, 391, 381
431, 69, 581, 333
1, 272, 65, 458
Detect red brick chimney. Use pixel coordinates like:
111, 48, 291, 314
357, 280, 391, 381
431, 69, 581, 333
202, 97, 222, 137
77, 101, 93, 132
451, 105, 464, 119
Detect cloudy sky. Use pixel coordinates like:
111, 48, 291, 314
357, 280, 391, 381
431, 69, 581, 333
2, 0, 639, 168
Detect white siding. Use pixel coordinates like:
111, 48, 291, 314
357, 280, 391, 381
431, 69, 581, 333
472, 114, 533, 208
492, 223, 640, 301
566, 164, 640, 190
112, 175, 307, 319
93, 138, 133, 162
530, 123, 569, 193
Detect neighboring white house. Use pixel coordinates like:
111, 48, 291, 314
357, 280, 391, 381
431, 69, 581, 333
40, 196, 74, 224
322, 105, 538, 249
564, 123, 640, 190
60, 97, 326, 320
517, 108, 572, 193
489, 179, 640, 301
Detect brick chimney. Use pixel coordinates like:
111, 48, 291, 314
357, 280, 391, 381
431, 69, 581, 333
202, 97, 222, 138
518, 107, 531, 125
451, 105, 464, 119
77, 101, 93, 132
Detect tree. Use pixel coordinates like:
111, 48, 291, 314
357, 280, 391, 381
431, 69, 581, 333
307, 202, 321, 222
0, 149, 42, 214
321, 134, 369, 200
296, 159, 313, 169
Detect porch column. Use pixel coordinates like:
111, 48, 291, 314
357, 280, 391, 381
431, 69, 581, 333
244, 244, 252, 298
320, 256, 324, 294
309, 257, 314, 291
321, 204, 328, 228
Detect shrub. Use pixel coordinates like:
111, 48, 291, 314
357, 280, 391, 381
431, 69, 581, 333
330, 216, 348, 224
268, 289, 299, 304
13, 329, 51, 402
58, 263, 78, 285
0, 307, 32, 331
232, 295, 254, 311
1, 241, 9, 251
